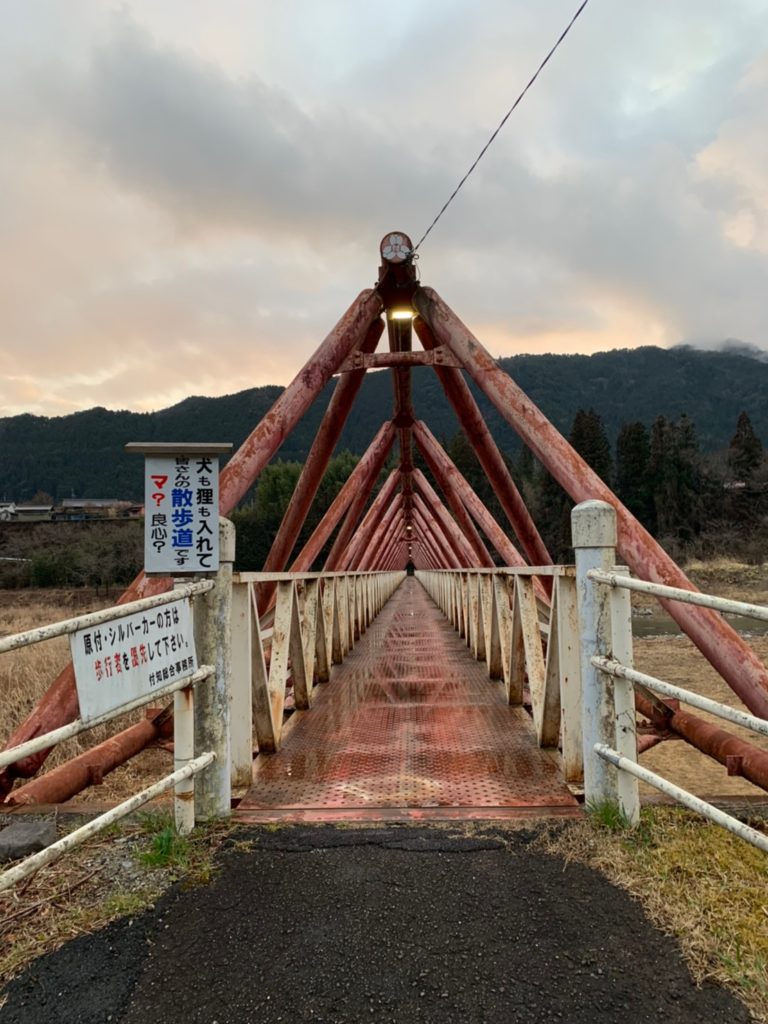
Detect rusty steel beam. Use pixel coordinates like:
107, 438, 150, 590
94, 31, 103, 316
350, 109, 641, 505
357, 493, 403, 571
635, 691, 768, 792
221, 290, 383, 512
413, 493, 465, 567
324, 461, 394, 571
258, 317, 384, 611
6, 709, 173, 806
414, 317, 552, 570
414, 421, 528, 569
0, 289, 384, 800
338, 470, 400, 571
378, 509, 405, 569
413, 433, 494, 568
289, 423, 396, 573
413, 506, 450, 568
414, 285, 768, 719
337, 347, 461, 372
412, 468, 478, 567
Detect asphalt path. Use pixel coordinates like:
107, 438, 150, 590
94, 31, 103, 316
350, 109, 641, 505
1, 826, 750, 1024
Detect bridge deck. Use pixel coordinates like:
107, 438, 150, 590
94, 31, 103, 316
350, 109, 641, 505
236, 579, 578, 822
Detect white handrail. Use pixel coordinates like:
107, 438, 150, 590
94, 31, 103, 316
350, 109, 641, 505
0, 752, 215, 892
0, 580, 214, 655
595, 744, 768, 854
591, 656, 768, 736
0, 666, 214, 770
588, 569, 768, 623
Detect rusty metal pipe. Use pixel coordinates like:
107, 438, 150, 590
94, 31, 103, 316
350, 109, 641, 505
289, 423, 396, 573
323, 463, 394, 571
415, 318, 552, 569
6, 710, 173, 806
413, 494, 464, 567
258, 317, 384, 611
412, 469, 478, 566
412, 433, 494, 568
414, 421, 528, 569
634, 691, 768, 792
414, 285, 768, 719
357, 493, 403, 571
342, 471, 400, 571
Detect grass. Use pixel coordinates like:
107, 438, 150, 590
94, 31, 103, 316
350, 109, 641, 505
0, 813, 234, 994
0, 591, 173, 801
541, 806, 768, 1022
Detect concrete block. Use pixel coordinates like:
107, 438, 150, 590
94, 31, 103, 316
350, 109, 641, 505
0, 820, 57, 863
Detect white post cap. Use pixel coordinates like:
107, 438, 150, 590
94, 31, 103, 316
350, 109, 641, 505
571, 500, 617, 549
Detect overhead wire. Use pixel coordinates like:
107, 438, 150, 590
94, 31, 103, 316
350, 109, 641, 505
411, 0, 592, 254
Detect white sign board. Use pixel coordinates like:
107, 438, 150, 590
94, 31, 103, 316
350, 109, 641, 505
70, 599, 198, 722
144, 454, 219, 574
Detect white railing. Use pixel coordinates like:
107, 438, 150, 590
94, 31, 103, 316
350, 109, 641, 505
0, 580, 220, 892
230, 570, 404, 770
574, 500, 768, 854
416, 565, 583, 785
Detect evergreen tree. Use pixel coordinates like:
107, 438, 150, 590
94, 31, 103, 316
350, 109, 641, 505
728, 411, 763, 480
570, 408, 612, 483
615, 422, 654, 530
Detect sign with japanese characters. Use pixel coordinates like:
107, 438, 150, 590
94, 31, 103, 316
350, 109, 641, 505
70, 599, 198, 722
144, 454, 219, 574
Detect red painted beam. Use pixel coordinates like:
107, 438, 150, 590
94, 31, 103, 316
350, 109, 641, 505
338, 470, 400, 571
414, 421, 528, 569
357, 493, 402, 571
414, 285, 768, 718
415, 317, 552, 568
258, 317, 384, 611
289, 423, 396, 573
413, 493, 464, 567
412, 468, 477, 567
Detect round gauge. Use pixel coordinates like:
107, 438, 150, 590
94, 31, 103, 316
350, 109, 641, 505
380, 232, 413, 264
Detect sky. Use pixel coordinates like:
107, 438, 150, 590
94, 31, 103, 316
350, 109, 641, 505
1, 0, 768, 418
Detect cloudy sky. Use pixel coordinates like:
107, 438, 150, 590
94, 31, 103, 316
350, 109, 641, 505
2, 0, 767, 417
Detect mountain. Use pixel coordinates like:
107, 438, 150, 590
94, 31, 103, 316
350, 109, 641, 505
2, 345, 768, 503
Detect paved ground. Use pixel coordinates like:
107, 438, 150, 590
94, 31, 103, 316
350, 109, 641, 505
1, 825, 750, 1024
238, 580, 576, 820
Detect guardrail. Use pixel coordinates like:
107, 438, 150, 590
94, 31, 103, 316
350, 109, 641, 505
574, 500, 768, 854
416, 565, 583, 784
230, 570, 405, 770
0, 581, 219, 891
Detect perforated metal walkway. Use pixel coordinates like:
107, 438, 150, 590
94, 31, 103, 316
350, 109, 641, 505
236, 579, 579, 822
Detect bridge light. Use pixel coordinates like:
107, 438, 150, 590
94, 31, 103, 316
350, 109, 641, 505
389, 308, 415, 321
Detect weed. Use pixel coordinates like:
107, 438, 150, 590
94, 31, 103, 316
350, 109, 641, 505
586, 799, 632, 832
139, 826, 190, 869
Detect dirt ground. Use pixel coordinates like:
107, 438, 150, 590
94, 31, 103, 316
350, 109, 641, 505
632, 562, 768, 799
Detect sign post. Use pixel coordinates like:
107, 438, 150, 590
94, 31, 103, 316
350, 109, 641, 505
125, 442, 232, 576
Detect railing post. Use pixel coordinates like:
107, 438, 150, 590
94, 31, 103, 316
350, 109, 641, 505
572, 500, 621, 811
608, 564, 640, 825
229, 579, 254, 791
193, 517, 234, 819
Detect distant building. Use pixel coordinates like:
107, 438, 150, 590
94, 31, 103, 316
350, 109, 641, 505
0, 499, 142, 523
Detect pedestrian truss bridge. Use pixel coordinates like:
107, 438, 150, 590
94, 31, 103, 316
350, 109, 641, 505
2, 233, 768, 889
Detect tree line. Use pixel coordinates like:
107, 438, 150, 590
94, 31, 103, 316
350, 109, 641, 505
2, 409, 764, 587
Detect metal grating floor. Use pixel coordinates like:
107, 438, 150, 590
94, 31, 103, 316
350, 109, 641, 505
236, 579, 579, 822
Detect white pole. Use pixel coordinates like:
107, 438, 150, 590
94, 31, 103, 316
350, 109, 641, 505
193, 517, 234, 819
229, 580, 254, 790
608, 565, 640, 825
174, 683, 196, 834
572, 500, 620, 810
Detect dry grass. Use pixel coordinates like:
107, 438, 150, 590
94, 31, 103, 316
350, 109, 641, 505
0, 590, 172, 803
540, 807, 768, 1022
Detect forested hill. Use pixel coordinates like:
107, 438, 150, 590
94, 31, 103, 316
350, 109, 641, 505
2, 344, 768, 502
